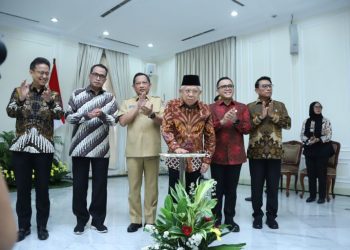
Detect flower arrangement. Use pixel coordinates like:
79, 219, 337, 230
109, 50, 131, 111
143, 179, 245, 250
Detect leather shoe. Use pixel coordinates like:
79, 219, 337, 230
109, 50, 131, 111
17, 228, 30, 242
127, 223, 142, 233
266, 219, 279, 229
317, 198, 325, 204
37, 226, 49, 240
306, 197, 316, 203
226, 221, 240, 232
252, 218, 262, 229
245, 197, 252, 201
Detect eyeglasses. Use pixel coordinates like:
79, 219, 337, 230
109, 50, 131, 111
259, 84, 273, 89
91, 72, 106, 80
217, 84, 234, 90
35, 71, 50, 76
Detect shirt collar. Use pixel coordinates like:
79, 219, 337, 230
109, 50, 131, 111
86, 85, 105, 95
30, 83, 46, 94
179, 98, 200, 109
217, 99, 235, 106
255, 97, 273, 104
135, 94, 150, 101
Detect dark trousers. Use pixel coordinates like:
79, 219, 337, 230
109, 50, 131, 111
211, 163, 241, 224
72, 157, 109, 226
12, 152, 53, 229
249, 159, 281, 221
305, 156, 328, 199
168, 168, 201, 195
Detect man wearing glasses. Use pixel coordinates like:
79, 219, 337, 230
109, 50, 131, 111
209, 77, 251, 232
66, 64, 118, 235
162, 75, 216, 194
6, 57, 64, 241
247, 76, 291, 230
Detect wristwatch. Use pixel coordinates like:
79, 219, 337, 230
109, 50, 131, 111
148, 112, 156, 119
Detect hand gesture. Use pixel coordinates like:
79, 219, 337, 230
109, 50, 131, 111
19, 80, 30, 101
87, 108, 102, 118
174, 148, 189, 154
137, 92, 147, 108
267, 101, 275, 118
260, 101, 268, 119
141, 102, 153, 116
222, 108, 237, 125
42, 88, 52, 103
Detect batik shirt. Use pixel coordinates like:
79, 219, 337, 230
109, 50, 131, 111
65, 85, 118, 158
210, 100, 251, 165
6, 84, 64, 153
161, 98, 216, 172
247, 98, 291, 159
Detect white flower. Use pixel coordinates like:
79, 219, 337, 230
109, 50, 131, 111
177, 248, 185, 250
154, 243, 160, 249
163, 231, 169, 238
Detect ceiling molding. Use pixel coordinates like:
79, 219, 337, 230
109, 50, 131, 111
104, 37, 139, 48
181, 29, 215, 41
101, 0, 133, 18
231, 0, 245, 7
0, 11, 39, 23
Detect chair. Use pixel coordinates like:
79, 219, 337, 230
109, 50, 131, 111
280, 140, 303, 197
299, 141, 341, 201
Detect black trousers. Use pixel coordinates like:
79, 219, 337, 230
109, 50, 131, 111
12, 151, 53, 229
168, 168, 201, 195
72, 157, 109, 226
211, 163, 242, 224
305, 156, 328, 199
249, 159, 281, 221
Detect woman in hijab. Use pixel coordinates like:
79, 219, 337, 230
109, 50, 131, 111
300, 101, 333, 204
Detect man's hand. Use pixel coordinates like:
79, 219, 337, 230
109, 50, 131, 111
42, 88, 52, 103
221, 108, 237, 125
200, 163, 210, 174
87, 108, 102, 118
174, 148, 189, 154
19, 80, 30, 101
141, 102, 153, 116
267, 101, 275, 118
259, 101, 268, 120
137, 92, 147, 108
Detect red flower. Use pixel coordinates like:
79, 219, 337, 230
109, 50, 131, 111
204, 217, 212, 222
181, 225, 192, 236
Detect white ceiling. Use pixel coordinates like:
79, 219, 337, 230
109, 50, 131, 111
1, 0, 350, 62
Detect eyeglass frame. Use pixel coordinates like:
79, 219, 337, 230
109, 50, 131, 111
217, 84, 234, 90
90, 72, 107, 80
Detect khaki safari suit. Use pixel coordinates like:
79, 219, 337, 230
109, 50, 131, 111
118, 95, 163, 224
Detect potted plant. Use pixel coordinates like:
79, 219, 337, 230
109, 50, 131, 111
143, 179, 245, 250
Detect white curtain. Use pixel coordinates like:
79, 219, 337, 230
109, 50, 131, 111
105, 49, 131, 174
60, 44, 104, 170
175, 37, 235, 104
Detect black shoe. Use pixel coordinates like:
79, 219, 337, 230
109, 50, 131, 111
37, 226, 49, 240
245, 197, 252, 201
252, 218, 262, 229
127, 223, 142, 233
306, 197, 316, 203
266, 219, 279, 229
17, 228, 31, 242
74, 224, 85, 235
226, 221, 240, 232
317, 198, 325, 204
91, 222, 108, 233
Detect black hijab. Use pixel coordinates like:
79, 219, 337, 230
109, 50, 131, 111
304, 101, 323, 138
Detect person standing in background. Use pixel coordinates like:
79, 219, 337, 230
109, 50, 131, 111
301, 101, 333, 204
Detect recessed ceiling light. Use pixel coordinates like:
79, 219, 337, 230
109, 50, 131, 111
103, 31, 110, 36
230, 10, 238, 17
50, 17, 58, 23
147, 43, 154, 48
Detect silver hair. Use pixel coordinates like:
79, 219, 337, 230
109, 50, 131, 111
179, 86, 202, 91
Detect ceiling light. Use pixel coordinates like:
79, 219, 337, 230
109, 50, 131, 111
102, 31, 110, 36
50, 17, 58, 23
230, 10, 238, 17
147, 43, 154, 48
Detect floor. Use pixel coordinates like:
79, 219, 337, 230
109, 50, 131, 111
9, 175, 350, 250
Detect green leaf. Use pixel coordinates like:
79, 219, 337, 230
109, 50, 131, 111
208, 243, 246, 250
164, 195, 174, 211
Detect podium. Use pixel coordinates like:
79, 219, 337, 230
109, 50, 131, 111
159, 153, 206, 186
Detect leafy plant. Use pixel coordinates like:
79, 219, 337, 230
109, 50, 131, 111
143, 179, 245, 250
